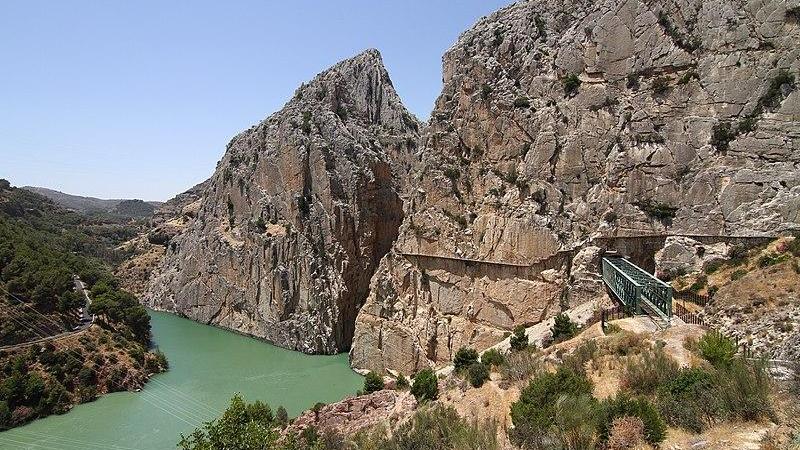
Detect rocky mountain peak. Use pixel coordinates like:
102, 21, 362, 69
145, 50, 421, 354
292, 48, 410, 128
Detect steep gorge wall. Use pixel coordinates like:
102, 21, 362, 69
145, 50, 421, 354
351, 0, 800, 373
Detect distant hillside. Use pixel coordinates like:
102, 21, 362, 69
22, 186, 163, 219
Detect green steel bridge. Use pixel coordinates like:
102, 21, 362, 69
601, 256, 673, 323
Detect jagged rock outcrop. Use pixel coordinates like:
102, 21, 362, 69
115, 181, 209, 297
351, 0, 800, 373
145, 50, 421, 354
654, 236, 731, 278
287, 390, 417, 437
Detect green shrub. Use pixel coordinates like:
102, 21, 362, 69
552, 395, 601, 450
626, 73, 639, 89
395, 373, 410, 390
0, 400, 10, 427
678, 71, 699, 85
636, 201, 678, 220
711, 121, 736, 152
453, 347, 479, 372
651, 76, 671, 96
550, 313, 578, 344
563, 340, 598, 376
704, 260, 724, 274
509, 325, 529, 351
760, 69, 795, 110
178, 394, 280, 449
656, 367, 720, 432
276, 406, 288, 427
731, 268, 747, 281
355, 404, 498, 450
599, 395, 666, 445
758, 252, 789, 268
714, 358, 772, 421
468, 363, 490, 388
698, 331, 737, 368
443, 167, 460, 181
410, 368, 438, 402
513, 96, 531, 108
563, 74, 581, 96
621, 345, 679, 395
480, 348, 505, 368
480, 83, 492, 100
510, 367, 594, 447
364, 371, 384, 394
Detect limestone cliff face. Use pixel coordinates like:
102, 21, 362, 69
350, 0, 800, 373
145, 50, 420, 354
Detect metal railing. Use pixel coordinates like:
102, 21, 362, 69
600, 305, 633, 331
602, 258, 642, 313
674, 302, 705, 326
606, 257, 672, 319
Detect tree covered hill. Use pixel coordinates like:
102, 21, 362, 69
0, 179, 166, 429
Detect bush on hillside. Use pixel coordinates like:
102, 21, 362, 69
551, 394, 601, 449
509, 325, 529, 351
698, 331, 737, 368
395, 373, 409, 390
276, 406, 288, 427
509, 367, 594, 447
363, 371, 384, 394
480, 348, 505, 368
352, 404, 498, 450
607, 416, 646, 450
410, 369, 438, 402
656, 367, 720, 432
178, 394, 281, 449
598, 395, 666, 445
562, 340, 598, 376
453, 347, 479, 372
563, 74, 581, 96
550, 313, 578, 345
500, 350, 541, 382
468, 363, 490, 388
621, 345, 679, 395
714, 358, 772, 422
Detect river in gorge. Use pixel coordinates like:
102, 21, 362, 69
0, 310, 363, 450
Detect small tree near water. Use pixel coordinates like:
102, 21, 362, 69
363, 371, 384, 394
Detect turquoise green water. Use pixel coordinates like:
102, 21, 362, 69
0, 311, 362, 450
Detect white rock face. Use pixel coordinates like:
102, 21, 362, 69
351, 0, 800, 373
654, 236, 730, 278
145, 50, 420, 354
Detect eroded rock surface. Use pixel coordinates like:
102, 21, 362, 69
351, 0, 800, 373
145, 50, 420, 354
654, 236, 731, 278
287, 390, 416, 437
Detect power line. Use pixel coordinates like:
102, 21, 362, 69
1, 284, 221, 418
7, 429, 142, 450
0, 299, 212, 428
0, 304, 208, 426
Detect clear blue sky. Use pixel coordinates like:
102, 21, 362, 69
0, 1, 512, 201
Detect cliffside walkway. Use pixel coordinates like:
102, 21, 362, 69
601, 256, 672, 323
